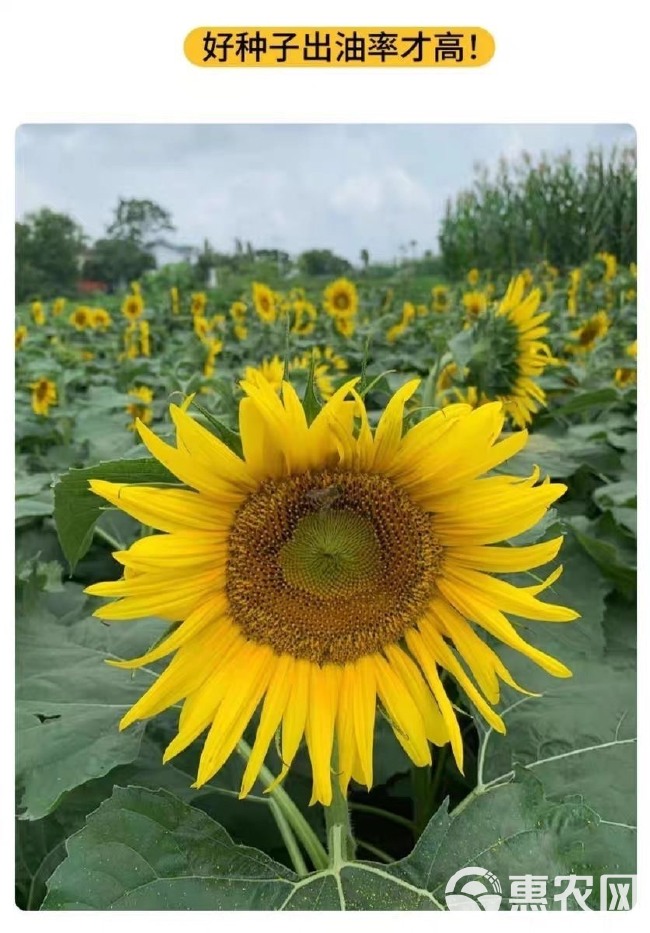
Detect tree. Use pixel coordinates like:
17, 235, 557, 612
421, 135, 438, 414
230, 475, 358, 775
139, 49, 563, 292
15, 209, 87, 302
84, 198, 175, 289
82, 238, 156, 289
297, 249, 352, 277
106, 198, 174, 247
360, 248, 369, 272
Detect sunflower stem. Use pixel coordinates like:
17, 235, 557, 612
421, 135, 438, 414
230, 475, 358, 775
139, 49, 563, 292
323, 746, 356, 865
411, 764, 433, 838
235, 739, 329, 872
268, 799, 309, 877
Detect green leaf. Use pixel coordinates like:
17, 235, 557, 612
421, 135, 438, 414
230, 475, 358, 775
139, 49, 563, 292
550, 388, 618, 417
478, 662, 636, 828
16, 607, 168, 820
448, 329, 475, 368
43, 774, 623, 911
191, 400, 243, 458
568, 514, 636, 598
302, 352, 323, 425
43, 786, 298, 910
593, 479, 636, 509
53, 458, 177, 571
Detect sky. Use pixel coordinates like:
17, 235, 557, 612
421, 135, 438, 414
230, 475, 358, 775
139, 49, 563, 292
15, 124, 634, 263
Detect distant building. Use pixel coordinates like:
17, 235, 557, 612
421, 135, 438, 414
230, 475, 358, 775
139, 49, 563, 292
149, 239, 199, 267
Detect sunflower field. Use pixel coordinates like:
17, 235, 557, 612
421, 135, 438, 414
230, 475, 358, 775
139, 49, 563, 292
15, 252, 636, 911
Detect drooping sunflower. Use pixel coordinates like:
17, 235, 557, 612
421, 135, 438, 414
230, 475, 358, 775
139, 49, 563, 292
462, 276, 555, 428
466, 267, 480, 287
86, 378, 577, 807
252, 283, 278, 324
568, 310, 610, 353
52, 297, 66, 317
323, 278, 358, 319
122, 293, 144, 322
69, 306, 91, 331
29, 377, 57, 416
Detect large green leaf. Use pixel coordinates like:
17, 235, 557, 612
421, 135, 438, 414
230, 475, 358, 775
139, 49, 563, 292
16, 606, 168, 820
53, 458, 176, 571
43, 773, 621, 911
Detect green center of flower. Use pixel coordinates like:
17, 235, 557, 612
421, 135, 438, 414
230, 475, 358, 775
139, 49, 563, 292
279, 510, 382, 598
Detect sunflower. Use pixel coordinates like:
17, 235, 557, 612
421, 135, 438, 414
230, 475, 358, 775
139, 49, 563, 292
139, 320, 151, 357
464, 276, 555, 428
230, 300, 247, 323
626, 340, 637, 360
614, 367, 636, 388
170, 287, 180, 315
122, 294, 144, 322
92, 308, 112, 331
323, 278, 358, 319
126, 386, 153, 430
244, 356, 285, 392
568, 310, 610, 353
193, 316, 211, 341
86, 378, 577, 807
431, 285, 449, 313
29, 377, 57, 416
203, 338, 223, 378
31, 301, 46, 326
15, 325, 28, 351
234, 323, 248, 341
462, 291, 487, 319
52, 297, 66, 317
191, 292, 208, 317
69, 306, 91, 331
335, 316, 356, 338
252, 283, 278, 324
596, 251, 617, 282
290, 348, 345, 400
466, 267, 480, 287
292, 300, 318, 336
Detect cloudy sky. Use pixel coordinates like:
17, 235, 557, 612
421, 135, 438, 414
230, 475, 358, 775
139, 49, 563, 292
15, 124, 633, 262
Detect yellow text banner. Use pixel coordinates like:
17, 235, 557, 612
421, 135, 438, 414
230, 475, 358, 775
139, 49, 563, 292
184, 27, 494, 68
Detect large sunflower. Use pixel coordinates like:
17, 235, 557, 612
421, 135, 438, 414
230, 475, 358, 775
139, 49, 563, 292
323, 278, 358, 319
87, 379, 576, 806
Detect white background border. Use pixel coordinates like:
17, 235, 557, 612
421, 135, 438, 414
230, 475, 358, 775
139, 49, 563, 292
3, 1, 644, 929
